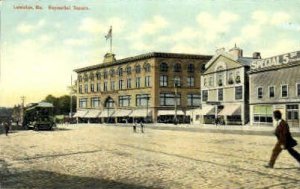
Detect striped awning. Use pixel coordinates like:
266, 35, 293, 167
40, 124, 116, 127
84, 110, 101, 118
73, 110, 89, 117
199, 106, 215, 115
98, 109, 115, 118
130, 109, 152, 117
218, 105, 241, 116
157, 110, 184, 116
114, 109, 133, 117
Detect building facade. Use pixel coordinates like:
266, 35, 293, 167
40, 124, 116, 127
249, 51, 300, 127
74, 52, 211, 123
194, 46, 257, 125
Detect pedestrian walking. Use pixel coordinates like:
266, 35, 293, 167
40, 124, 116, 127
4, 120, 10, 136
140, 122, 144, 133
265, 110, 300, 168
133, 122, 137, 133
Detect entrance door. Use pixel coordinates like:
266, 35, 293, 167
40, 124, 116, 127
286, 105, 299, 127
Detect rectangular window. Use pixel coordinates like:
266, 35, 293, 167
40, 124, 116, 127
145, 76, 151, 87
281, 85, 288, 98
79, 85, 82, 94
174, 77, 181, 87
202, 90, 208, 102
84, 84, 88, 93
269, 86, 275, 98
218, 88, 223, 101
187, 76, 195, 87
160, 93, 181, 106
187, 94, 201, 106
119, 95, 131, 107
136, 94, 150, 106
235, 86, 243, 100
160, 75, 168, 87
96, 83, 101, 92
91, 97, 100, 108
253, 105, 273, 123
136, 77, 141, 88
110, 81, 115, 91
79, 98, 87, 108
257, 87, 263, 99
90, 83, 94, 92
104, 82, 108, 91
297, 83, 300, 96
209, 77, 213, 86
119, 80, 124, 90
127, 78, 131, 89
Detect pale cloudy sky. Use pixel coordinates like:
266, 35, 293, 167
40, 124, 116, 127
0, 0, 300, 107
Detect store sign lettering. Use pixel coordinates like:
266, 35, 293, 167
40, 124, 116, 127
251, 51, 300, 70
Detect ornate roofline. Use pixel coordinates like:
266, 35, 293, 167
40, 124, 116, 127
74, 52, 212, 73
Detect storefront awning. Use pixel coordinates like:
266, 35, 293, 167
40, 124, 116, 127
199, 106, 215, 115
98, 109, 115, 118
73, 110, 89, 117
84, 110, 101, 118
113, 109, 133, 117
157, 110, 184, 116
218, 105, 241, 116
186, 109, 200, 116
130, 109, 152, 117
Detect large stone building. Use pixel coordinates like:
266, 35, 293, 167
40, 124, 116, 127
249, 50, 300, 127
73, 52, 211, 123
193, 46, 259, 125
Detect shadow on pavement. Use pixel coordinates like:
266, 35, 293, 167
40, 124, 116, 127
1, 169, 153, 189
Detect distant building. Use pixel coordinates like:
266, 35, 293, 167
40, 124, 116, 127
249, 51, 300, 127
193, 46, 258, 125
73, 52, 211, 123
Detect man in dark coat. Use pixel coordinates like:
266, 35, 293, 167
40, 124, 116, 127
265, 110, 300, 168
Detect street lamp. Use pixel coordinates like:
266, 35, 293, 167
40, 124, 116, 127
145, 96, 150, 123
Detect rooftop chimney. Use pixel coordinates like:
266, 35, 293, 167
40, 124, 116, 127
252, 52, 261, 59
228, 43, 243, 58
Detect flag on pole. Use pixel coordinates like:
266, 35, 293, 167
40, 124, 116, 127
105, 26, 112, 40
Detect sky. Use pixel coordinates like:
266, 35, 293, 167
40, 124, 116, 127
0, 0, 300, 107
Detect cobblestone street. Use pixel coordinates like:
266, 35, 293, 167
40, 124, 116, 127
1, 124, 300, 189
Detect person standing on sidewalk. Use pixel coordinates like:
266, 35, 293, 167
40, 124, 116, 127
4, 120, 10, 136
133, 121, 137, 133
265, 110, 300, 168
140, 122, 144, 133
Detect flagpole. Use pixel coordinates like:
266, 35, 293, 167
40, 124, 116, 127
110, 26, 112, 53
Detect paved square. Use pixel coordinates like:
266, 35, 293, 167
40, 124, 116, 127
1, 125, 300, 188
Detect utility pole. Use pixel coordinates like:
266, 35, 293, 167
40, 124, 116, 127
20, 96, 25, 125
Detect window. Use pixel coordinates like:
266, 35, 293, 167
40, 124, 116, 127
96, 72, 101, 80
96, 83, 101, 92
235, 86, 243, 100
160, 75, 168, 87
209, 77, 213, 86
203, 78, 207, 86
110, 81, 115, 91
235, 71, 241, 83
269, 86, 275, 98
202, 90, 208, 102
217, 73, 223, 86
144, 63, 151, 72
228, 72, 234, 84
103, 70, 108, 79
118, 80, 124, 90
187, 76, 195, 87
187, 64, 195, 73
89, 72, 94, 80
84, 84, 88, 93
126, 66, 132, 75
118, 67, 123, 76
160, 63, 168, 72
174, 76, 181, 87
79, 85, 82, 93
135, 65, 141, 73
105, 98, 114, 108
91, 97, 100, 108
136, 77, 141, 88
145, 76, 151, 87
84, 74, 88, 82
119, 95, 131, 107
253, 105, 273, 124
173, 63, 181, 72
78, 75, 83, 82
109, 69, 115, 77
79, 98, 87, 108
218, 88, 223, 101
103, 81, 108, 91
187, 94, 201, 106
160, 93, 181, 106
281, 85, 288, 98
136, 94, 150, 106
257, 87, 263, 99
127, 78, 132, 89
297, 83, 300, 96
90, 83, 94, 92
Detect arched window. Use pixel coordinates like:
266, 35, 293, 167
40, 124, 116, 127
187, 64, 195, 73
173, 63, 181, 72
105, 97, 115, 108
118, 67, 123, 76
144, 63, 151, 72
126, 66, 132, 75
135, 65, 141, 73
160, 62, 168, 72
109, 69, 115, 77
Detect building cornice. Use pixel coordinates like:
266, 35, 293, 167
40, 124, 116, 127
249, 61, 300, 74
74, 52, 212, 73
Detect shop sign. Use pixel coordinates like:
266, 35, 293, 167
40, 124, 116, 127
251, 51, 300, 70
